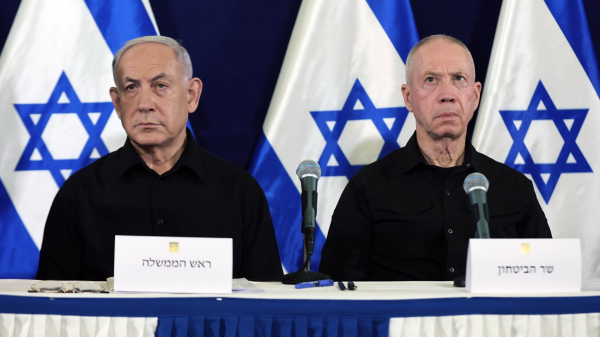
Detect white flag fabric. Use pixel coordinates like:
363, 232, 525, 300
249, 0, 419, 273
473, 0, 600, 279
0, 0, 160, 278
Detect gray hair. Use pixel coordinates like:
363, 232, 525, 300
405, 34, 475, 86
112, 36, 193, 87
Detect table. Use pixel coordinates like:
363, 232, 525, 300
1, 279, 600, 336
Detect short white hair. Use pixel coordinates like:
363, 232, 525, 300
405, 34, 475, 86
112, 36, 193, 86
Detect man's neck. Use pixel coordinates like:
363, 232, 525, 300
131, 133, 187, 175
416, 130, 466, 168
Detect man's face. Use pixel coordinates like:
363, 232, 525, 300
110, 43, 201, 149
402, 39, 481, 141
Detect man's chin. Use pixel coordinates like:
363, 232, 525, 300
429, 129, 465, 141
128, 133, 165, 148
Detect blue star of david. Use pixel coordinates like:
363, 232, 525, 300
14, 72, 114, 188
500, 81, 592, 204
310, 79, 409, 180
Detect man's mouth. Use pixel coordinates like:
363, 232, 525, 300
437, 112, 458, 119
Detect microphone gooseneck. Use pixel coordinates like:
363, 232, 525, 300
463, 172, 491, 239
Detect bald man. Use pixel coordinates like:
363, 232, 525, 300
319, 35, 551, 282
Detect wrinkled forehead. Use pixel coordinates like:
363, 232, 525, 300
414, 40, 474, 76
117, 43, 182, 78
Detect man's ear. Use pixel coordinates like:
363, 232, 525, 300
109, 87, 122, 119
187, 78, 203, 114
473, 81, 482, 111
110, 87, 121, 119
401, 84, 413, 112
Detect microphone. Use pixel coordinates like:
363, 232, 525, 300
296, 160, 321, 256
463, 172, 491, 239
282, 160, 330, 284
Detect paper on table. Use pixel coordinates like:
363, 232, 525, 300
233, 278, 264, 293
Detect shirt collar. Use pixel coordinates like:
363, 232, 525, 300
464, 138, 480, 171
116, 128, 203, 181
398, 132, 428, 174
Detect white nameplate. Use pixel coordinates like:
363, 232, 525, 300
114, 236, 232, 294
466, 239, 581, 293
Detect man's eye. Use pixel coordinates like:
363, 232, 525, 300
157, 83, 167, 89
125, 84, 135, 91
456, 75, 465, 81
425, 77, 435, 83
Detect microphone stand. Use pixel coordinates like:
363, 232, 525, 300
282, 227, 330, 284
455, 173, 491, 288
454, 203, 490, 287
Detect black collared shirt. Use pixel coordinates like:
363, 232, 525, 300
37, 129, 282, 281
319, 133, 551, 281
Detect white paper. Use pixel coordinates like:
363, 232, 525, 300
466, 239, 581, 293
114, 236, 232, 294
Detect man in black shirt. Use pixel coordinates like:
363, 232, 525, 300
36, 36, 282, 281
319, 35, 551, 281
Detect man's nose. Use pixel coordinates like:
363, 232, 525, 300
438, 80, 456, 103
137, 87, 155, 112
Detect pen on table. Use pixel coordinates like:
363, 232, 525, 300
295, 279, 334, 289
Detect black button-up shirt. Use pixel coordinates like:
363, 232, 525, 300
319, 133, 551, 281
37, 129, 282, 281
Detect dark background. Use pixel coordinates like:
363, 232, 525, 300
1, 0, 598, 169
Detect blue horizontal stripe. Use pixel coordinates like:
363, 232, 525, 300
3, 294, 600, 318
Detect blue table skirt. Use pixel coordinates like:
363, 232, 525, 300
3, 295, 600, 336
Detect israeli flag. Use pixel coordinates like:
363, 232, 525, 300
473, 0, 600, 279
249, 0, 419, 273
0, 0, 159, 278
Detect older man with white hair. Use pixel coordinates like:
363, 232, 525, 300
37, 36, 282, 281
319, 35, 551, 282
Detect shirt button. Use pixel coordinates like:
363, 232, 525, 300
448, 229, 453, 234
466, 163, 471, 168
449, 268, 455, 273
446, 191, 451, 196
156, 177, 161, 183
157, 219, 164, 225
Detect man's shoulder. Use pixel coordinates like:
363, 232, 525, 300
200, 148, 249, 175
60, 148, 122, 192
475, 150, 524, 178
350, 147, 404, 183
473, 149, 533, 189
198, 148, 261, 188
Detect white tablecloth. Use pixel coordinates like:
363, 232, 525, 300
0, 314, 156, 337
2, 279, 600, 336
390, 313, 600, 337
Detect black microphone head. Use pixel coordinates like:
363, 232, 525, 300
296, 160, 321, 179
463, 172, 489, 194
